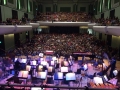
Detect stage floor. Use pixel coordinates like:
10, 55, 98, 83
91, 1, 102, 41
0, 59, 119, 90
0, 63, 99, 90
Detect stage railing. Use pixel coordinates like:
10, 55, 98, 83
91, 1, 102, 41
0, 84, 117, 90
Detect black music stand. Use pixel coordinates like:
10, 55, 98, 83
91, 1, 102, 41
53, 72, 64, 90
18, 70, 29, 84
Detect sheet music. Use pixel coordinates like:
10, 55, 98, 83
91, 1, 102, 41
41, 61, 47, 66
18, 71, 23, 77
61, 67, 68, 72
93, 77, 103, 84
40, 72, 47, 79
66, 73, 76, 81
37, 72, 47, 79
31, 87, 45, 90
58, 72, 63, 79
18, 71, 28, 78
22, 71, 28, 78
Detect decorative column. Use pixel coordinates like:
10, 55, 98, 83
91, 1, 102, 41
53, 3, 57, 12
73, 3, 77, 12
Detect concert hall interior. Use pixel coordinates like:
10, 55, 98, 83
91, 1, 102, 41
0, 0, 120, 90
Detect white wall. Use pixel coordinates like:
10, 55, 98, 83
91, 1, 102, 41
115, 6, 120, 18
1, 0, 34, 21
95, 14, 101, 19
4, 34, 15, 51
43, 4, 53, 12
111, 35, 120, 48
95, 32, 99, 39
77, 3, 89, 12
1, 6, 12, 21
18, 11, 24, 20
29, 30, 34, 39
20, 0, 27, 12
102, 34, 107, 41
104, 10, 109, 18
57, 3, 73, 12
96, 0, 120, 18
42, 2, 89, 12
7, 0, 17, 9
20, 32, 26, 43
28, 14, 34, 19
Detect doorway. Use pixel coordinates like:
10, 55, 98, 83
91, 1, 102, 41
110, 9, 115, 18
12, 10, 18, 19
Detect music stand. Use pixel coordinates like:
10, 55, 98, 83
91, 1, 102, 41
41, 61, 47, 66
93, 77, 103, 84
65, 72, 76, 81
31, 87, 45, 90
54, 72, 63, 86
61, 67, 68, 75
18, 70, 29, 84
65, 72, 76, 86
18, 70, 29, 79
48, 66, 54, 75
54, 72, 64, 80
26, 65, 31, 71
52, 56, 57, 61
36, 71, 47, 80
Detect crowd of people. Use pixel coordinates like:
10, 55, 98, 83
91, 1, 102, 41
0, 33, 119, 87
35, 12, 120, 26
0, 11, 120, 26
95, 17, 120, 26
36, 12, 93, 22
13, 33, 118, 60
0, 16, 36, 25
